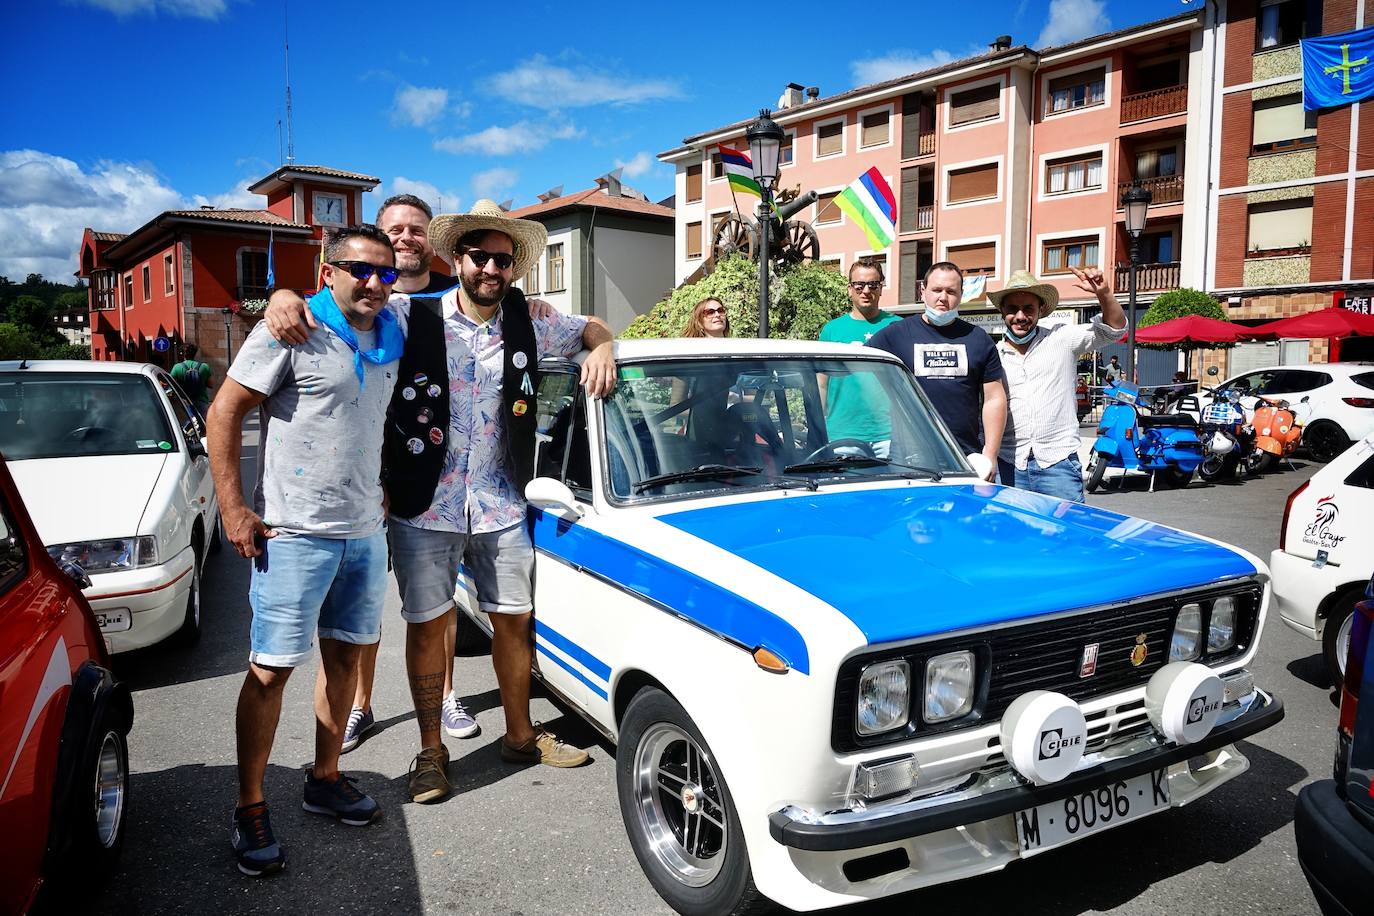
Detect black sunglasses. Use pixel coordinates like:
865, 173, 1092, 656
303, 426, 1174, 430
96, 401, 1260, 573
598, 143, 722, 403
849, 280, 883, 291
330, 260, 400, 284
461, 248, 516, 270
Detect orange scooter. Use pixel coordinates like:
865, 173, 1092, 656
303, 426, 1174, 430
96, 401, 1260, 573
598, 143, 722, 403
1249, 394, 1309, 474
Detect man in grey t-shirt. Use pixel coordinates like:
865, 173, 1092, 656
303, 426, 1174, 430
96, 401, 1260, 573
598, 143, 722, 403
207, 225, 404, 877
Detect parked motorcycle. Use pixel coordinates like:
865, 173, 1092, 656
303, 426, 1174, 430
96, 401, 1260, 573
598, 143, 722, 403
1085, 380, 1204, 492
1182, 386, 1258, 481
1250, 394, 1309, 473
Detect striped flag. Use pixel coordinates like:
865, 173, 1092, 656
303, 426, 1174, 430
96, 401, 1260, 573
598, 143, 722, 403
718, 146, 762, 197
835, 167, 897, 252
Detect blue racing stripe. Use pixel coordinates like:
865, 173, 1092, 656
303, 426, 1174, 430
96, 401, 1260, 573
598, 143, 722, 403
535, 641, 609, 700
534, 619, 611, 682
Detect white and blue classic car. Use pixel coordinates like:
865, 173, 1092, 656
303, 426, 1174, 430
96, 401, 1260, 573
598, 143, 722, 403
456, 338, 1284, 915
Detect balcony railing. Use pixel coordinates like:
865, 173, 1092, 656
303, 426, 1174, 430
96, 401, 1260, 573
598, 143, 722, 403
1114, 261, 1181, 292
1117, 173, 1185, 206
918, 131, 935, 156
1120, 85, 1187, 124
916, 205, 934, 231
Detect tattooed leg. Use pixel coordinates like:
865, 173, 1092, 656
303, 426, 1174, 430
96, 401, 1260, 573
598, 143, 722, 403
406, 609, 452, 749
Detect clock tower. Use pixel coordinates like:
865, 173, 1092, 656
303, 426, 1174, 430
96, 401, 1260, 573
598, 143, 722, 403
247, 164, 381, 232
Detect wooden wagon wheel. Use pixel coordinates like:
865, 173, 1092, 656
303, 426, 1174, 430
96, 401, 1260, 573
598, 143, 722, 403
777, 218, 820, 266
711, 214, 757, 262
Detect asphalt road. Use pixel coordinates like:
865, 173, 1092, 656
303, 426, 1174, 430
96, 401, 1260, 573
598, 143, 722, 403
85, 435, 1334, 916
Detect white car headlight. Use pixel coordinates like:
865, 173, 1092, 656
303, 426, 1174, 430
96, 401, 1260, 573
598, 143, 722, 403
924, 650, 975, 723
856, 660, 910, 736
1208, 596, 1237, 653
47, 535, 158, 574
1170, 603, 1203, 661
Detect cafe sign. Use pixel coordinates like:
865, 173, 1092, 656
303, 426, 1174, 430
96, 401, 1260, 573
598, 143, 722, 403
1334, 288, 1374, 315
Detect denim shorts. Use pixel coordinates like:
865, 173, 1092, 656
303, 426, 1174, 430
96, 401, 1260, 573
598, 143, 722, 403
998, 453, 1086, 503
389, 521, 534, 624
248, 530, 388, 668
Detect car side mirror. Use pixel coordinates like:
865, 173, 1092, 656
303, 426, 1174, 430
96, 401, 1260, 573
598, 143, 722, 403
965, 453, 994, 481
525, 477, 585, 518
1206, 367, 1219, 377
60, 560, 92, 590
1301, 395, 1310, 403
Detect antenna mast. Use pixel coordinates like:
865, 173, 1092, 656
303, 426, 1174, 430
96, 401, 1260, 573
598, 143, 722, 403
283, 0, 295, 162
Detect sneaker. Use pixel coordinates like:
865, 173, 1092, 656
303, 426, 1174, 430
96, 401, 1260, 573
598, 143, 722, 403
302, 773, 381, 826
231, 802, 285, 877
408, 745, 451, 804
441, 694, 480, 739
500, 725, 589, 768
341, 706, 375, 754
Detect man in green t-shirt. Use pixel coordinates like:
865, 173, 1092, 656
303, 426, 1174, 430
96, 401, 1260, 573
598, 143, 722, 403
818, 258, 902, 456
171, 343, 213, 412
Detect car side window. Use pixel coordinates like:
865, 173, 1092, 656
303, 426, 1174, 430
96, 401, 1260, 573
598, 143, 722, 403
1267, 370, 1329, 394
1345, 452, 1374, 489
156, 374, 204, 445
534, 371, 590, 496
0, 496, 27, 598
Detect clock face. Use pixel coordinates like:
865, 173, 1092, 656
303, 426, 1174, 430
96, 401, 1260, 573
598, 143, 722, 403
314, 195, 344, 225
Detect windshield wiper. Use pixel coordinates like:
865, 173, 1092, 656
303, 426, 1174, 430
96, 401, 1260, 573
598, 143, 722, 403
784, 454, 943, 481
632, 464, 763, 494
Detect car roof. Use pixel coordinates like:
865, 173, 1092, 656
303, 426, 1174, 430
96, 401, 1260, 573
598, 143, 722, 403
1228, 362, 1373, 377
0, 359, 158, 376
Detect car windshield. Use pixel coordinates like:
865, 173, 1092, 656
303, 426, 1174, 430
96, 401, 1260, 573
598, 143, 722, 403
0, 372, 175, 460
602, 356, 969, 501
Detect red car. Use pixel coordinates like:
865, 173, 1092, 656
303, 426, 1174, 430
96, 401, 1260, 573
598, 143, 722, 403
0, 454, 132, 915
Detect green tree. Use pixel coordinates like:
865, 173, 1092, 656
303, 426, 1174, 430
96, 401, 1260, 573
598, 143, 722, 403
0, 323, 42, 360
1137, 287, 1231, 371
7, 295, 53, 334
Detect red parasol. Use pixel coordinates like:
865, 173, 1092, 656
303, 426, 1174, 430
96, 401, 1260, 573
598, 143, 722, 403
1131, 315, 1251, 344
1244, 306, 1374, 340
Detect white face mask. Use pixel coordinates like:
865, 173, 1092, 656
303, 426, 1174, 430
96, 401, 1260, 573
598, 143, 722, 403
1004, 325, 1038, 344
925, 307, 959, 327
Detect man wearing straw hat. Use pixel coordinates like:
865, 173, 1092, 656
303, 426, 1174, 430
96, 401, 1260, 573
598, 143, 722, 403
384, 200, 615, 803
988, 265, 1125, 502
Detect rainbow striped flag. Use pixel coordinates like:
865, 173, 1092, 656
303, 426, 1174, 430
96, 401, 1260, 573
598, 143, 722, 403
718, 145, 761, 197
835, 167, 897, 252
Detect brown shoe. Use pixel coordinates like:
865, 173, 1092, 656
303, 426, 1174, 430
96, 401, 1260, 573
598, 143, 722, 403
500, 726, 589, 768
408, 745, 451, 803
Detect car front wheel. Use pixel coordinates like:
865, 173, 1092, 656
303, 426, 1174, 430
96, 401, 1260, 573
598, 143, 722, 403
617, 688, 765, 916
1305, 421, 1350, 463
1323, 592, 1358, 684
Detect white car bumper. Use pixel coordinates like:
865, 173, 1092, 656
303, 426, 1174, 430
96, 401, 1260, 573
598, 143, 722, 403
85, 548, 195, 653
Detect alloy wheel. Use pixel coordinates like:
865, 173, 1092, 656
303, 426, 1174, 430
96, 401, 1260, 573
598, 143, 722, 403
632, 722, 728, 887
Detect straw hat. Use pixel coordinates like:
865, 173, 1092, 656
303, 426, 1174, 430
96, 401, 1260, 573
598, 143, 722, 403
429, 199, 547, 279
987, 269, 1060, 315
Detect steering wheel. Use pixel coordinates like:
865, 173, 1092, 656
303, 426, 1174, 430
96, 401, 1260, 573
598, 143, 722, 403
64, 425, 117, 441
801, 438, 877, 463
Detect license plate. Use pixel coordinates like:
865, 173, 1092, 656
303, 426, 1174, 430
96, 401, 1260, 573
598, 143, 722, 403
95, 608, 131, 632
1015, 769, 1169, 855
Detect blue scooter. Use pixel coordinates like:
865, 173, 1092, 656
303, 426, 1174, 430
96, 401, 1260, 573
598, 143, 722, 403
1085, 380, 1205, 492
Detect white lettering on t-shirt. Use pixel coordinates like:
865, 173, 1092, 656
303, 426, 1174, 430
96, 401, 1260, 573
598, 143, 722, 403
912, 343, 968, 377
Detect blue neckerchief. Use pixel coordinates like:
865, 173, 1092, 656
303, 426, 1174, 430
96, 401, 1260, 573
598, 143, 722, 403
307, 287, 404, 388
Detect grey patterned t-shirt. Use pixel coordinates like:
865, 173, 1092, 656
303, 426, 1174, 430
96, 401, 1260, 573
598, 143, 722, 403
228, 316, 397, 537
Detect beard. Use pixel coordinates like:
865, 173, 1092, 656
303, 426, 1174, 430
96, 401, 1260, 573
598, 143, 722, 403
394, 245, 430, 276
460, 269, 508, 307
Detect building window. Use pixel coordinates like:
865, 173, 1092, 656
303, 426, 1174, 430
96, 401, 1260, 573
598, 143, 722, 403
685, 164, 703, 203
1045, 153, 1103, 194
1047, 67, 1106, 114
780, 130, 795, 166
163, 252, 175, 295
1139, 230, 1176, 263
1247, 199, 1313, 254
1257, 0, 1319, 50
524, 261, 540, 295
946, 241, 997, 277
709, 151, 723, 180
1043, 236, 1100, 274
123, 272, 133, 309
815, 191, 842, 224
1252, 94, 1317, 153
1135, 145, 1180, 178
947, 162, 999, 204
860, 109, 890, 148
899, 240, 933, 302
141, 264, 151, 302
547, 243, 566, 290
686, 222, 703, 260
816, 119, 845, 158
1134, 59, 1183, 92
818, 257, 842, 272
238, 250, 268, 299
948, 82, 1000, 127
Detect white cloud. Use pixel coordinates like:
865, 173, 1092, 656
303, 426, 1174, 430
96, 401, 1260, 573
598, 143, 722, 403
190, 181, 258, 210
393, 85, 449, 127
1037, 0, 1111, 47
71, 0, 227, 18
366, 176, 462, 217
471, 168, 519, 203
850, 45, 992, 86
434, 120, 581, 156
484, 56, 681, 110
614, 152, 657, 179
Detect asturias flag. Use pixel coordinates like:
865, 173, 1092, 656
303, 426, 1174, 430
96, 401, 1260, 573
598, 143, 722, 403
834, 167, 897, 252
1302, 25, 1374, 110
265, 229, 276, 289
717, 146, 762, 197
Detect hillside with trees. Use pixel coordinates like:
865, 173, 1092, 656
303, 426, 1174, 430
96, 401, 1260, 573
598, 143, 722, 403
0, 274, 90, 360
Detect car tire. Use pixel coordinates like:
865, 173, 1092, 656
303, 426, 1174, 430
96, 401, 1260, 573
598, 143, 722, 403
1086, 451, 1108, 494
616, 687, 766, 916
175, 550, 202, 646
1323, 592, 1358, 685
70, 704, 130, 881
1305, 421, 1350, 463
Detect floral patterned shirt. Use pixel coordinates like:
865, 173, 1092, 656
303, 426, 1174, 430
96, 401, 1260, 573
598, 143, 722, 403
395, 289, 587, 534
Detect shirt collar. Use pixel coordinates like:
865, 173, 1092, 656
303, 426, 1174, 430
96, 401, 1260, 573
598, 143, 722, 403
442, 288, 500, 330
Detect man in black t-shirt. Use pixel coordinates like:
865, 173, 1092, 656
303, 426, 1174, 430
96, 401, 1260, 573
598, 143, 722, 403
868, 262, 1006, 479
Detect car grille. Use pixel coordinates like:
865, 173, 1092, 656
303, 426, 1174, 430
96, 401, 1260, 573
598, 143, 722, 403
831, 582, 1261, 753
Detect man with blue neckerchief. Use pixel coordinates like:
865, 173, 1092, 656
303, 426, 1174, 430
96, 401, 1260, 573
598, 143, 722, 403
208, 224, 403, 877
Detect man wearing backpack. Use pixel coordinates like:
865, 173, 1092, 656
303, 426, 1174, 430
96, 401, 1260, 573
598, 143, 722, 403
172, 343, 213, 412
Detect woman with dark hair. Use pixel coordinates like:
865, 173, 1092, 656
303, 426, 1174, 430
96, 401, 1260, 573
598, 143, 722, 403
682, 297, 730, 338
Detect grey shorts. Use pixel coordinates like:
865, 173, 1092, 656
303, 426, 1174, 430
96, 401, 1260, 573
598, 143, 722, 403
388, 521, 534, 624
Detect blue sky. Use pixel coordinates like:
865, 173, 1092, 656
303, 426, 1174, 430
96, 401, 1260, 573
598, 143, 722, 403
0, 0, 1191, 280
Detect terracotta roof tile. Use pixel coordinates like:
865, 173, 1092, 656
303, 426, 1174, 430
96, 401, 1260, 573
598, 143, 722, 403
163, 209, 310, 229
90, 231, 127, 242
281, 164, 380, 182
510, 188, 674, 221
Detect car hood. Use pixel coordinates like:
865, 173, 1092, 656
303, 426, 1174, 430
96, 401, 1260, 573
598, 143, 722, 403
7, 454, 167, 545
658, 484, 1259, 646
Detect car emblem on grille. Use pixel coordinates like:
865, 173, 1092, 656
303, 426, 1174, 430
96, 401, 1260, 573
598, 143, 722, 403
1079, 643, 1099, 678
1129, 633, 1149, 667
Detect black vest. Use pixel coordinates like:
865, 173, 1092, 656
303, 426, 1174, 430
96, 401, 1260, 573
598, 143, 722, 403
384, 287, 541, 520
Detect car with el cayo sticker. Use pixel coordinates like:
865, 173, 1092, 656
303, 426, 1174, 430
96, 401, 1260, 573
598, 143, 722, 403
454, 338, 1284, 915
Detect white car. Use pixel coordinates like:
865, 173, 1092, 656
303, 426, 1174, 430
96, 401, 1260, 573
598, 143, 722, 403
453, 339, 1283, 915
0, 360, 220, 653
1184, 363, 1374, 462
1270, 431, 1374, 681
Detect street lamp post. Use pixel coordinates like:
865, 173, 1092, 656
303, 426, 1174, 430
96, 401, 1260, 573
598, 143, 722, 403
1121, 183, 1153, 382
746, 109, 784, 339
